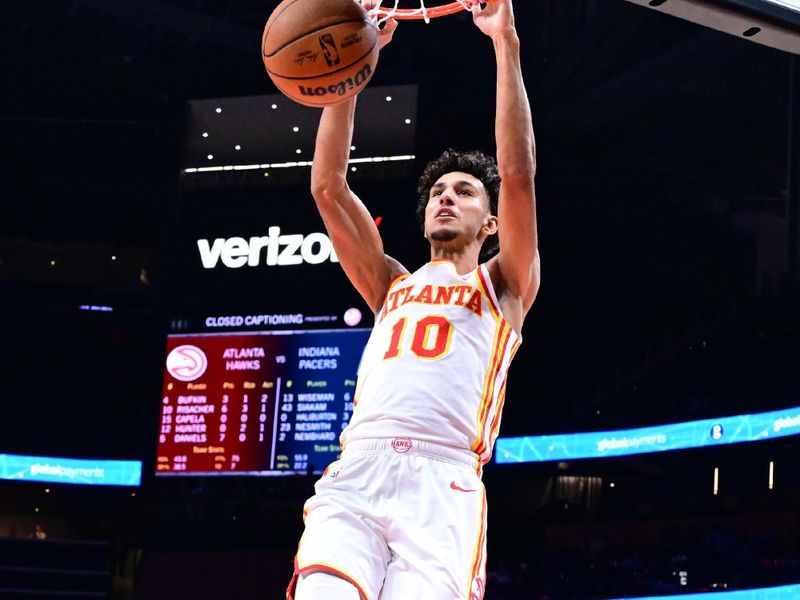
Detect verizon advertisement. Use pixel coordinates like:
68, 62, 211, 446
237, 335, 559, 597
168, 186, 366, 333
197, 226, 338, 269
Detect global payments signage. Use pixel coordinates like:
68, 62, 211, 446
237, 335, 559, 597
0, 453, 142, 486
495, 406, 800, 463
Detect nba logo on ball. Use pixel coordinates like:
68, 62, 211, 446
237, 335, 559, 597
166, 345, 208, 382
319, 33, 341, 67
710, 424, 724, 440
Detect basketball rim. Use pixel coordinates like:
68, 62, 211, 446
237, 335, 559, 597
358, 0, 478, 22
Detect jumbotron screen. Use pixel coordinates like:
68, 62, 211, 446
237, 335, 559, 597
157, 328, 370, 476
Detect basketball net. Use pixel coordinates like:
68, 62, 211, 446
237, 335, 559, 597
359, 0, 475, 24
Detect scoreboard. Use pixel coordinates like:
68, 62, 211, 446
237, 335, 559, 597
159, 146, 414, 476
156, 328, 370, 476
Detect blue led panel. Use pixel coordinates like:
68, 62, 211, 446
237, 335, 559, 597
496, 406, 800, 463
0, 453, 142, 486
608, 583, 800, 600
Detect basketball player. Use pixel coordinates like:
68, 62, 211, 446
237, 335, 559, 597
288, 0, 538, 598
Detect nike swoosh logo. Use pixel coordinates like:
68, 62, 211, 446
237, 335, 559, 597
450, 481, 476, 493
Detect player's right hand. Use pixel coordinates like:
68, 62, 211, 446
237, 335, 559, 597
472, 0, 516, 40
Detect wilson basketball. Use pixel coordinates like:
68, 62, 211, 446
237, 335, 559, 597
262, 0, 379, 107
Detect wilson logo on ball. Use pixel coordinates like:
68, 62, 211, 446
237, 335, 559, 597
299, 63, 372, 98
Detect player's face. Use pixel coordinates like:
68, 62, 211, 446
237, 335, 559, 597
424, 172, 493, 245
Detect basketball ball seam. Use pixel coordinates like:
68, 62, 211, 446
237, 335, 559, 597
262, 18, 373, 59
262, 0, 306, 41
265, 39, 378, 80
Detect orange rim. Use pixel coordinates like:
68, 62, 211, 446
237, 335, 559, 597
372, 2, 470, 20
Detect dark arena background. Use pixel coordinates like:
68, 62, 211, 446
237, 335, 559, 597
1, 1, 800, 599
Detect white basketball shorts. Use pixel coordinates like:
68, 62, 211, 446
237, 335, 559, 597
286, 437, 488, 600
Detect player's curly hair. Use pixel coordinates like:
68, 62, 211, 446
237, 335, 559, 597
415, 149, 501, 256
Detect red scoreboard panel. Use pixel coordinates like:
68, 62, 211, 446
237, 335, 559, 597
157, 328, 370, 476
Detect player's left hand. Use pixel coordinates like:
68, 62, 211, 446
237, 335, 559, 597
377, 17, 398, 50
470, 0, 517, 40
362, 0, 398, 50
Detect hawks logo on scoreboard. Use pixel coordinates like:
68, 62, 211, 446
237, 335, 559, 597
166, 345, 208, 382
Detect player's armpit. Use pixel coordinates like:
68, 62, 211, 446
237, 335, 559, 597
496, 249, 540, 319
384, 254, 409, 285
524, 248, 541, 309
486, 247, 540, 334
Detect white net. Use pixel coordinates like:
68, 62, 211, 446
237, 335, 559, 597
359, 0, 474, 24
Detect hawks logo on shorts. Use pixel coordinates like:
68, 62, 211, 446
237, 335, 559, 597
391, 437, 413, 453
342, 260, 520, 466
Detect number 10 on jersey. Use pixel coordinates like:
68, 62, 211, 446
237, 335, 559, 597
383, 315, 454, 361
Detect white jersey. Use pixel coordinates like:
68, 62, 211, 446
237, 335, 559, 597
341, 259, 521, 466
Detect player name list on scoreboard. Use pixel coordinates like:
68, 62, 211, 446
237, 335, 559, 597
157, 329, 370, 475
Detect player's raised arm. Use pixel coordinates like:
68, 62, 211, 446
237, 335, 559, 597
310, 19, 405, 313
473, 0, 540, 313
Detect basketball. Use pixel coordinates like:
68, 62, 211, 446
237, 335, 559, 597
262, 0, 379, 107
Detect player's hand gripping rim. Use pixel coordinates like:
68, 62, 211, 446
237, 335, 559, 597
470, 0, 516, 40
362, 0, 398, 49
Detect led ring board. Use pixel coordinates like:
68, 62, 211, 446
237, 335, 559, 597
0, 453, 141, 486
496, 405, 800, 463
608, 582, 800, 600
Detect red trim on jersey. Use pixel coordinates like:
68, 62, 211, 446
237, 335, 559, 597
472, 322, 503, 453
378, 273, 411, 323
428, 258, 456, 266
473, 322, 511, 457
286, 556, 300, 600
475, 265, 502, 322
286, 557, 370, 600
510, 338, 522, 361
466, 491, 488, 599
484, 379, 509, 463
387, 272, 410, 291
478, 323, 513, 458
480, 323, 512, 457
483, 338, 521, 460
472, 322, 506, 454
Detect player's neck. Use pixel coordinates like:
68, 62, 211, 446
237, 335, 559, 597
429, 245, 481, 275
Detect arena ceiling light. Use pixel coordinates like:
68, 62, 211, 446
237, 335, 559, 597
763, 0, 800, 12
182, 85, 417, 181
623, 0, 800, 54
183, 154, 416, 174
